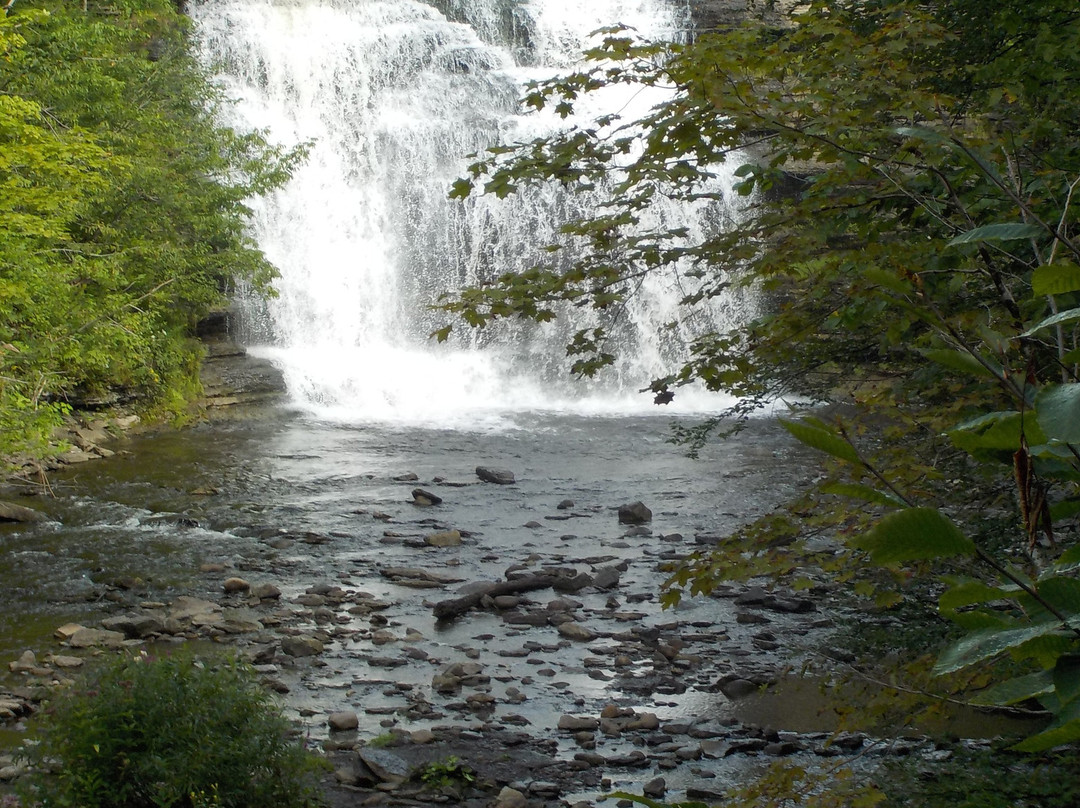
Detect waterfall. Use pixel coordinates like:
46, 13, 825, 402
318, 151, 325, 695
190, 0, 751, 426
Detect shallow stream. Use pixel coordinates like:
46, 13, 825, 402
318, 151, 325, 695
1, 408, 808, 728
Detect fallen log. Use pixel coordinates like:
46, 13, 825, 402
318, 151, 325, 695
433, 575, 557, 621
380, 567, 464, 586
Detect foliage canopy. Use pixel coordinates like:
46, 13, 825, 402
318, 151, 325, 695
443, 0, 1080, 756
0, 0, 301, 460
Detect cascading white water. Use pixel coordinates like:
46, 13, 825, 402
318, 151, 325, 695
190, 0, 753, 426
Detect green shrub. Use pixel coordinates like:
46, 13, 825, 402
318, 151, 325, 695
23, 647, 323, 808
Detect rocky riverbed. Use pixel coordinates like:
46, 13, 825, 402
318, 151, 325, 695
0, 392, 1013, 807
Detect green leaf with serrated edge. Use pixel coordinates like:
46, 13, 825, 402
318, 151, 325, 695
970, 669, 1054, 706
855, 508, 975, 565
923, 348, 1002, 380
779, 418, 860, 464
1013, 698, 1080, 752
950, 610, 1018, 631
947, 223, 1043, 246
894, 125, 953, 147
1033, 263, 1080, 296
1019, 634, 1080, 669
1022, 307, 1080, 337
934, 623, 1066, 675
939, 579, 1018, 613
863, 267, 912, 295
949, 411, 1048, 454
448, 178, 473, 199
1036, 384, 1080, 444
1054, 655, 1080, 706
1038, 576, 1080, 616
820, 481, 905, 507
1054, 544, 1080, 572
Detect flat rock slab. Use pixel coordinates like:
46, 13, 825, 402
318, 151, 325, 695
0, 501, 47, 523
67, 628, 125, 648
102, 613, 166, 639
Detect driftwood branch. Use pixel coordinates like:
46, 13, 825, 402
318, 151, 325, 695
433, 574, 556, 621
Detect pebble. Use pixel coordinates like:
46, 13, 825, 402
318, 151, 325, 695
8, 651, 36, 673
557, 622, 596, 642
328, 711, 359, 731
494, 786, 528, 808
223, 577, 250, 593
558, 715, 600, 732
281, 635, 323, 657
643, 777, 667, 797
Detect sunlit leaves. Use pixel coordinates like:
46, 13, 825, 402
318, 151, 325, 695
779, 417, 861, 464
1035, 385, 1080, 444
1022, 307, 1080, 337
1032, 262, 1080, 296
946, 223, 1044, 246
856, 508, 976, 565
0, 0, 299, 455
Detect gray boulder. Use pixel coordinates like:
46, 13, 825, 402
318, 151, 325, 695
476, 466, 515, 485
618, 501, 652, 524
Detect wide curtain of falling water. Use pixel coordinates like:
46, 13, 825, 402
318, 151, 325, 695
189, 0, 754, 424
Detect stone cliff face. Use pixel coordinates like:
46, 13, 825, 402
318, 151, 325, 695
687, 0, 791, 33
196, 309, 286, 414
688, 0, 755, 31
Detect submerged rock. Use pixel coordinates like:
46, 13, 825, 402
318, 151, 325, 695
718, 677, 760, 700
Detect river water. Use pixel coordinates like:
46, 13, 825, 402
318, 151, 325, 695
0, 408, 811, 762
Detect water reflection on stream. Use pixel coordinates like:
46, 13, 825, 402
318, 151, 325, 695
1, 409, 809, 740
